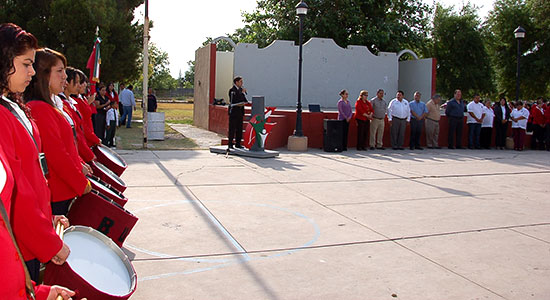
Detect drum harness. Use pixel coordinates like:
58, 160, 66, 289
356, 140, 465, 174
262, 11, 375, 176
0, 196, 36, 300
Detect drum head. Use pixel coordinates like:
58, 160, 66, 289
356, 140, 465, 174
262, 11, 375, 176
93, 161, 126, 187
96, 144, 127, 168
64, 226, 136, 296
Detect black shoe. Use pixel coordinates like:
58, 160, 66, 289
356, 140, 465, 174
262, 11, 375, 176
410, 147, 415, 150
427, 146, 433, 149
392, 147, 398, 150
235, 145, 244, 149
416, 147, 424, 150
434, 146, 442, 149
377, 147, 385, 150
370, 147, 375, 150
448, 146, 455, 149
456, 147, 464, 149
398, 147, 405, 150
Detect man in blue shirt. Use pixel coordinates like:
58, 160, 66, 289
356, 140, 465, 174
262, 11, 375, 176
445, 89, 466, 149
409, 91, 428, 150
119, 85, 136, 128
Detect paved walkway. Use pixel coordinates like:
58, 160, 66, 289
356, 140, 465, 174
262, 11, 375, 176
168, 123, 223, 149
117, 147, 550, 300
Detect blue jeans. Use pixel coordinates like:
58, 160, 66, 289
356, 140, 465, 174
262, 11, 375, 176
121, 105, 133, 128
468, 123, 481, 148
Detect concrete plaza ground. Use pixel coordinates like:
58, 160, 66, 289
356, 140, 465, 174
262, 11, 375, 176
118, 147, 550, 299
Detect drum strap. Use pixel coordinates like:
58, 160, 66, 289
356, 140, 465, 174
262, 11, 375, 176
0, 196, 36, 300
8, 106, 49, 177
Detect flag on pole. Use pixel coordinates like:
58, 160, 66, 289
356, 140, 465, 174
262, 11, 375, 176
86, 37, 102, 85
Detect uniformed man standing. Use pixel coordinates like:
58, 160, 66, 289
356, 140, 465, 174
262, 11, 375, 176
228, 76, 248, 149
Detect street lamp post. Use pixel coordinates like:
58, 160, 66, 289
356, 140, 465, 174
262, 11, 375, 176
514, 26, 526, 102
294, 1, 308, 137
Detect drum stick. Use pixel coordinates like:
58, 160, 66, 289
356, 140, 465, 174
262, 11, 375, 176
56, 295, 63, 300
55, 222, 65, 240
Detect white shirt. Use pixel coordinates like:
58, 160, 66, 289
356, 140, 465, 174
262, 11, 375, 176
511, 108, 530, 129
106, 107, 119, 126
52, 95, 74, 126
2, 95, 33, 136
466, 101, 484, 123
387, 98, 410, 121
482, 106, 494, 128
500, 106, 506, 120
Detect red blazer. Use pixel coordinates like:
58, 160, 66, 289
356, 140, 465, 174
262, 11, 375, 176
107, 90, 119, 104
545, 105, 550, 124
75, 95, 101, 147
531, 105, 545, 125
0, 105, 62, 262
63, 98, 95, 162
1, 146, 53, 300
27, 100, 88, 202
355, 99, 374, 121
0, 152, 26, 299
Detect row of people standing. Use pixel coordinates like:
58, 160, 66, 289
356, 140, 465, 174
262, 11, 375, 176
337, 88, 550, 151
0, 22, 98, 299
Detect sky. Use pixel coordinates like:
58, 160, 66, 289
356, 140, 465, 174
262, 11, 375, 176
135, 0, 494, 78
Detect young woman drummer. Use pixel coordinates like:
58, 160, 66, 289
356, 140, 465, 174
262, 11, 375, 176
63, 67, 96, 163
24, 48, 92, 217
74, 69, 101, 148
1, 144, 77, 300
0, 23, 71, 283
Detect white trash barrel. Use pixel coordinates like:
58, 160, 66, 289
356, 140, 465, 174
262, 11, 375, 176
147, 112, 165, 140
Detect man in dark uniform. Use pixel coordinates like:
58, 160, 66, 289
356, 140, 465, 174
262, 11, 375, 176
228, 76, 248, 149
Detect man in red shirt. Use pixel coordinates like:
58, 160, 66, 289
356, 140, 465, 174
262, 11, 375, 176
354, 90, 374, 150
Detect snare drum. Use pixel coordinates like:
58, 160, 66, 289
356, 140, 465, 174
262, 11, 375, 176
44, 226, 137, 300
90, 160, 127, 192
88, 175, 128, 207
93, 144, 128, 176
68, 190, 138, 247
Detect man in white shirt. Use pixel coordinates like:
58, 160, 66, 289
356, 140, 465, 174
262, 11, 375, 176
480, 100, 495, 149
510, 101, 530, 150
466, 94, 485, 149
388, 90, 410, 150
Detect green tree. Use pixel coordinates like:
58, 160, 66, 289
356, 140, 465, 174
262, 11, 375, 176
133, 42, 177, 90
0, 0, 144, 84
485, 0, 549, 99
429, 4, 494, 99
183, 60, 194, 89
232, 0, 431, 55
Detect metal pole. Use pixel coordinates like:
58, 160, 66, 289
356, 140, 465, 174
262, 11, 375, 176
515, 38, 521, 102
295, 14, 304, 136
142, 0, 149, 148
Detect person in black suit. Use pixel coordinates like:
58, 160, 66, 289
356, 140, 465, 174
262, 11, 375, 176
493, 96, 511, 149
228, 76, 248, 149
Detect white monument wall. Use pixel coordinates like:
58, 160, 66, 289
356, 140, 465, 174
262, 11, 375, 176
233, 38, 399, 109
215, 51, 234, 101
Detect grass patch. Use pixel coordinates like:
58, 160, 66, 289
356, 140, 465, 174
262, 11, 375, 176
117, 102, 196, 150
134, 102, 194, 125
116, 122, 197, 150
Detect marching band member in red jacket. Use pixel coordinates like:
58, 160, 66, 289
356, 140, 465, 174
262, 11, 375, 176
1, 144, 76, 300
75, 69, 102, 147
0, 23, 73, 282
63, 67, 96, 163
24, 48, 92, 217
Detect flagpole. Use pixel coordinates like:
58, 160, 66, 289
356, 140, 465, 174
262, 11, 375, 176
142, 0, 149, 149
